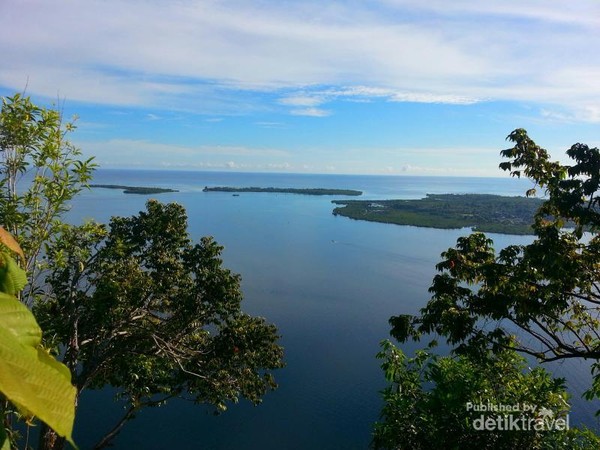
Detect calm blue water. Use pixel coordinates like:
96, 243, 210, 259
65, 170, 599, 449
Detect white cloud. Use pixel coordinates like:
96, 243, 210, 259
75, 137, 520, 175
290, 107, 331, 117
278, 86, 477, 116
279, 96, 324, 107
326, 86, 478, 105
266, 162, 292, 170
0, 0, 599, 120
380, 1, 600, 27
79, 139, 291, 164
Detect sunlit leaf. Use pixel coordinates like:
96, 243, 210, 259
0, 293, 76, 446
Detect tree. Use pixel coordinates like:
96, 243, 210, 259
0, 93, 90, 449
36, 201, 283, 449
373, 341, 600, 450
0, 93, 95, 306
0, 94, 284, 449
389, 129, 600, 413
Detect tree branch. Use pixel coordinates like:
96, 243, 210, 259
92, 405, 137, 450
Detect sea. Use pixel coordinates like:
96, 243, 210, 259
63, 169, 600, 449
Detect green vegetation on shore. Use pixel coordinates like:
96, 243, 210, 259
203, 186, 363, 196
332, 193, 545, 235
90, 184, 178, 194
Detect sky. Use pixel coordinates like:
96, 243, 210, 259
1, 0, 599, 176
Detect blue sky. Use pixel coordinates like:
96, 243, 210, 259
1, 0, 599, 175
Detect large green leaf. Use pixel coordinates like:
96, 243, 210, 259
0, 293, 76, 446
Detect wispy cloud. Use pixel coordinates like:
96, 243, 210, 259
279, 96, 324, 107
1, 0, 599, 120
331, 87, 478, 105
380, 1, 600, 27
290, 107, 331, 117
278, 86, 477, 117
79, 139, 291, 167
75, 137, 531, 175
155, 160, 300, 173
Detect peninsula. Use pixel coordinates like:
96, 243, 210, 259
203, 186, 363, 196
90, 184, 179, 195
332, 194, 546, 235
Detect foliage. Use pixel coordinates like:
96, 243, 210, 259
391, 130, 600, 363
0, 227, 76, 449
333, 193, 546, 235
0, 93, 283, 449
391, 129, 600, 405
0, 93, 95, 305
373, 341, 600, 450
34, 200, 284, 448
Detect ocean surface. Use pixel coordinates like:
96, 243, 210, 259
64, 169, 600, 449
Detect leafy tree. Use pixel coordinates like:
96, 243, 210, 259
0, 93, 89, 449
0, 93, 95, 306
392, 129, 600, 399
34, 201, 283, 449
373, 341, 600, 450
383, 129, 600, 447
0, 94, 284, 449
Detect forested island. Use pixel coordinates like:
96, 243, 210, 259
332, 193, 546, 235
90, 184, 179, 194
203, 186, 363, 196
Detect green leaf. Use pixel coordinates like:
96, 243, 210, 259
0, 253, 27, 295
0, 293, 76, 446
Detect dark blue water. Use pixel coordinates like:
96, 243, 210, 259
65, 170, 599, 449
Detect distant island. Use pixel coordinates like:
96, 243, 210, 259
90, 184, 179, 195
332, 193, 546, 235
203, 186, 363, 196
